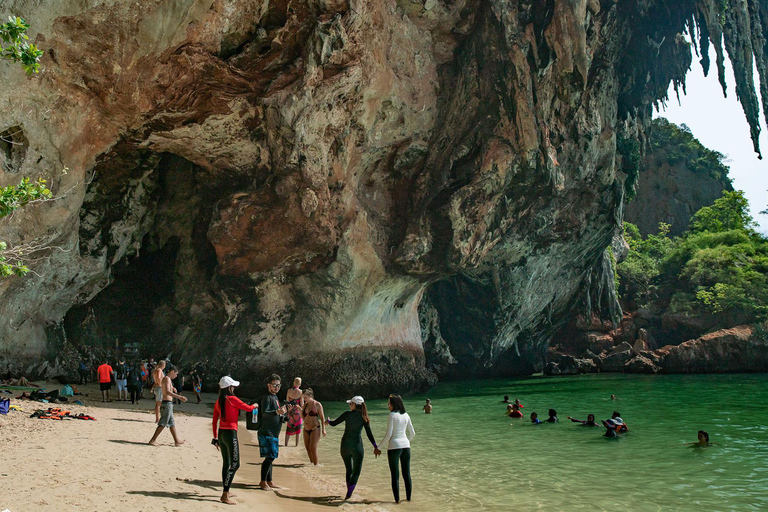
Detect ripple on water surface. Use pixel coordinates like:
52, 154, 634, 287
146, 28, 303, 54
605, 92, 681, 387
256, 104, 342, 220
317, 373, 768, 511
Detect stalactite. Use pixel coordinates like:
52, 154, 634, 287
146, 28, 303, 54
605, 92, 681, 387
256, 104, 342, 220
694, 0, 768, 158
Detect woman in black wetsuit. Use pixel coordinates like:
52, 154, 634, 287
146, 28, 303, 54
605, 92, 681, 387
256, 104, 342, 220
326, 395, 378, 499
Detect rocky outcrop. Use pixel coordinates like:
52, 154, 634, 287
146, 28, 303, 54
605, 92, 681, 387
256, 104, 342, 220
655, 325, 768, 373
548, 323, 768, 375
2, 1, 768, 394
625, 118, 733, 237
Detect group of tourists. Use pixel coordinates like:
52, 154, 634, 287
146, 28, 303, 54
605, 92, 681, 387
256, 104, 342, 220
503, 395, 631, 436
211, 373, 416, 506
90, 357, 204, 405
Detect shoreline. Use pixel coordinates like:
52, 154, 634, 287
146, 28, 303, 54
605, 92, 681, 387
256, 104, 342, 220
0, 382, 393, 512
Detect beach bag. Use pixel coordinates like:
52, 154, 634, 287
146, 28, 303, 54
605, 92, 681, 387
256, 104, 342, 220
0, 398, 9, 415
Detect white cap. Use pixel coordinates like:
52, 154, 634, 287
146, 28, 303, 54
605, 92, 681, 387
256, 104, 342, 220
346, 396, 365, 405
219, 376, 240, 388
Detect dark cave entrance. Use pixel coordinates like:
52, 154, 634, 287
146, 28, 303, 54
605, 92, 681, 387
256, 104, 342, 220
62, 149, 222, 359
63, 236, 180, 356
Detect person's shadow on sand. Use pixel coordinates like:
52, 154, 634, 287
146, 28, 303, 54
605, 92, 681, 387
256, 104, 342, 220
108, 439, 152, 446
273, 491, 389, 508
180, 478, 261, 491
126, 490, 220, 503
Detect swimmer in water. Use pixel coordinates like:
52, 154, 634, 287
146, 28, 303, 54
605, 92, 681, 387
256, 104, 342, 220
514, 398, 523, 408
530, 412, 542, 425
611, 411, 628, 432
688, 430, 711, 446
546, 409, 558, 423
567, 414, 598, 426
501, 395, 511, 403
508, 403, 523, 418
602, 418, 619, 438
610, 394, 616, 400
423, 399, 432, 414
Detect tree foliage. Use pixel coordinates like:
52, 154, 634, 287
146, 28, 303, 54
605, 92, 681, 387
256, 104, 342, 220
650, 118, 731, 184
618, 190, 768, 322
1, 16, 43, 74
1, 16, 47, 276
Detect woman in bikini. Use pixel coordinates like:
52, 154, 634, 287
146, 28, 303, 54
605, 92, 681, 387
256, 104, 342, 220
284, 377, 304, 446
302, 388, 326, 465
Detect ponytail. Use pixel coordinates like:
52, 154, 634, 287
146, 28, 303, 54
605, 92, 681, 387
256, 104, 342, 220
359, 402, 370, 423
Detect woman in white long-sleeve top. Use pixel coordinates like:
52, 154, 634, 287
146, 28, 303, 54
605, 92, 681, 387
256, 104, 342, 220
374, 394, 416, 503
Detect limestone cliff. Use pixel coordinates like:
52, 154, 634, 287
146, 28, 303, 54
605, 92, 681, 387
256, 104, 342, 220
625, 118, 733, 237
1, 0, 767, 395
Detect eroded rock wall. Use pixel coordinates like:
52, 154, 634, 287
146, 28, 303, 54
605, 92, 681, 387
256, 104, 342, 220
1, 0, 767, 394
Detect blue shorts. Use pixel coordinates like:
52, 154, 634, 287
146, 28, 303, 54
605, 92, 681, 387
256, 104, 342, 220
258, 435, 279, 459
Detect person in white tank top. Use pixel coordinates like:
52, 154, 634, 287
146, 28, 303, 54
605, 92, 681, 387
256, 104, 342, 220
374, 394, 415, 503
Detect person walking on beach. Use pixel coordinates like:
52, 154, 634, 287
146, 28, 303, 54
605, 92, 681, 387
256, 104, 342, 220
96, 359, 114, 402
191, 368, 203, 404
127, 361, 143, 404
78, 359, 89, 385
256, 374, 289, 491
327, 396, 378, 500
301, 388, 326, 465
148, 366, 187, 446
151, 360, 166, 422
284, 377, 304, 446
115, 358, 128, 401
374, 394, 415, 504
212, 376, 257, 505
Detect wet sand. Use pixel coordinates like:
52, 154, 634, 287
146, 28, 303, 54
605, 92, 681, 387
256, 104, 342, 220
0, 382, 391, 512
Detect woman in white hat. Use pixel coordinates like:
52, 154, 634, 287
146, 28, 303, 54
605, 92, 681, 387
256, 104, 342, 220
212, 376, 257, 505
326, 395, 378, 499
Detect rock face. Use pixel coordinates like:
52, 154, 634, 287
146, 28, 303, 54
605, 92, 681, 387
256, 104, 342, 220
625, 118, 733, 237
548, 322, 768, 375
1, 0, 768, 395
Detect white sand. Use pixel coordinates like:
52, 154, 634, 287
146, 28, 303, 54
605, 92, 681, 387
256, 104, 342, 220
0, 382, 394, 512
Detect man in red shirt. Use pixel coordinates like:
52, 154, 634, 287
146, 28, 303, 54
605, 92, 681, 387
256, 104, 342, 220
97, 359, 114, 402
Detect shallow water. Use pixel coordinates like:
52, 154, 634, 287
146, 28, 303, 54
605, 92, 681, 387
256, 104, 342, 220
315, 373, 768, 511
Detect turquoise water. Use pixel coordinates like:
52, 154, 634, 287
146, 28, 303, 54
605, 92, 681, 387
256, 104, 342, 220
316, 373, 768, 511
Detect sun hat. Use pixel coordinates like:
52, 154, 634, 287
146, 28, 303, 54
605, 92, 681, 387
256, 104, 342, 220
346, 396, 365, 405
605, 419, 617, 426
613, 417, 624, 425
219, 376, 240, 388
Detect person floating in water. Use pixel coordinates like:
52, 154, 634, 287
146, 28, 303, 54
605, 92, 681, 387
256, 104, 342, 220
602, 418, 619, 437
501, 395, 511, 403
610, 394, 616, 400
423, 399, 432, 414
688, 430, 712, 447
567, 414, 598, 426
611, 411, 628, 432
546, 409, 558, 423
508, 403, 523, 418
514, 398, 523, 408
530, 412, 542, 424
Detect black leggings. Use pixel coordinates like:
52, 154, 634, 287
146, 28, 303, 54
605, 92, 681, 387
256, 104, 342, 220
129, 385, 140, 403
261, 457, 274, 482
387, 448, 412, 502
219, 429, 240, 492
341, 442, 365, 486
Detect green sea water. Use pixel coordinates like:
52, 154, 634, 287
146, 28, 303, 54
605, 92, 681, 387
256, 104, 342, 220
315, 373, 768, 511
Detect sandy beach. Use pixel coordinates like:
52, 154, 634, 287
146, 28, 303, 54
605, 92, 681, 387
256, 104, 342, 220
0, 382, 399, 512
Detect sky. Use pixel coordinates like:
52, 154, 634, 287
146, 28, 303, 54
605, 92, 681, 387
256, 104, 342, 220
655, 45, 768, 234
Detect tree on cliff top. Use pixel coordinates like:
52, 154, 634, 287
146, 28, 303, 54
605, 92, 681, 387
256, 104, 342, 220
1, 16, 48, 276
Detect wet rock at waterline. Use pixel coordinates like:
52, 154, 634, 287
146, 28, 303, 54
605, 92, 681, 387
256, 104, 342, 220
3, 1, 768, 394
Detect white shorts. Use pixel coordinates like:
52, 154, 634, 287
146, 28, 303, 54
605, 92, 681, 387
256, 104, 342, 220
116, 379, 127, 392
154, 387, 163, 402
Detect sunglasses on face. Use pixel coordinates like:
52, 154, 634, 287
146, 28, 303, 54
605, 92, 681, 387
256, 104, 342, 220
269, 383, 281, 388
